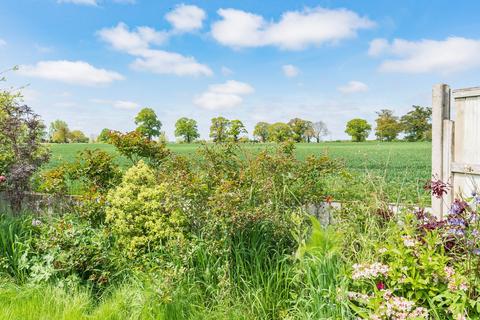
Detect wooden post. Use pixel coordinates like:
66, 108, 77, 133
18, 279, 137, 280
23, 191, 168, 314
431, 84, 451, 217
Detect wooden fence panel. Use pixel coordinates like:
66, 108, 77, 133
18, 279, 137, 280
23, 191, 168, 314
432, 84, 480, 217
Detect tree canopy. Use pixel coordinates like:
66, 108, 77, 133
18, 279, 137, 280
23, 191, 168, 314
345, 118, 371, 142
209, 116, 230, 143
400, 105, 432, 141
268, 122, 293, 142
135, 108, 162, 141
375, 109, 401, 141
175, 117, 200, 143
253, 122, 270, 142
49, 120, 70, 143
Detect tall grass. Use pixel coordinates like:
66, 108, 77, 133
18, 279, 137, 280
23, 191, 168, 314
0, 214, 31, 282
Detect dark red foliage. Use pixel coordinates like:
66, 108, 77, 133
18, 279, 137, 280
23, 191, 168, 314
424, 177, 450, 199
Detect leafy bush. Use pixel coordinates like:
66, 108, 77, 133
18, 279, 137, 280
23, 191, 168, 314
107, 130, 170, 166
106, 160, 188, 259
0, 91, 50, 212
32, 214, 118, 288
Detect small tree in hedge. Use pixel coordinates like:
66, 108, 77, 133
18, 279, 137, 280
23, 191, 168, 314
345, 118, 371, 142
108, 130, 170, 167
0, 91, 50, 212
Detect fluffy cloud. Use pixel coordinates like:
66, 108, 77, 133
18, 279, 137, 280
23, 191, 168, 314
19, 60, 124, 86
369, 37, 480, 73
211, 7, 374, 50
282, 64, 299, 77
98, 22, 212, 76
194, 80, 254, 110
338, 81, 368, 93
97, 22, 167, 53
367, 38, 388, 56
130, 49, 212, 76
91, 98, 140, 109
165, 4, 206, 32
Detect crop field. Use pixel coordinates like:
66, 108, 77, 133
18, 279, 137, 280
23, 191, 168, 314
45, 141, 432, 203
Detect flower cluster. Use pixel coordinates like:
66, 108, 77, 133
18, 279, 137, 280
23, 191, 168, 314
401, 235, 417, 247
352, 262, 389, 280
372, 290, 429, 320
0, 175, 6, 183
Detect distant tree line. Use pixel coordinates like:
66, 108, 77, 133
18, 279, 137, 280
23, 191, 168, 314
48, 105, 432, 144
345, 105, 432, 142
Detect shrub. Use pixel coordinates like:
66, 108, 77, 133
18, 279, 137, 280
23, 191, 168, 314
0, 92, 50, 212
107, 130, 170, 166
33, 214, 118, 288
106, 161, 188, 259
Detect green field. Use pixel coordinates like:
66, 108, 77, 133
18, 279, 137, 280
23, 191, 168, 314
46, 141, 432, 203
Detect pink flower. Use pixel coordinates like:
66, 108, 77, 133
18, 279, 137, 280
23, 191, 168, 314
376, 281, 385, 290
0, 175, 6, 183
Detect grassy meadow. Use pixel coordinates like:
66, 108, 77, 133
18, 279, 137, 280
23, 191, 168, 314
45, 141, 432, 203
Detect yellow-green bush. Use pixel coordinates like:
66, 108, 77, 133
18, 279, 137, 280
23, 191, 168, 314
106, 161, 188, 258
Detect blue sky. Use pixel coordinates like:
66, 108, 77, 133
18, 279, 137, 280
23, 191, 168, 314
1, 0, 480, 140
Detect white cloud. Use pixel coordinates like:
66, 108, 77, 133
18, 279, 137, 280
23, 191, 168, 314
91, 98, 140, 109
98, 22, 212, 76
282, 64, 299, 77
370, 37, 480, 73
130, 49, 212, 76
338, 80, 368, 93
0, 39, 6, 47
19, 60, 124, 86
368, 38, 388, 56
97, 22, 167, 53
211, 7, 374, 50
165, 4, 206, 32
194, 80, 254, 110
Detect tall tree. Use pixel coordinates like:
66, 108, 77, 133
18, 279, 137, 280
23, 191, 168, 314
268, 122, 293, 142
97, 128, 111, 143
253, 122, 270, 142
288, 118, 309, 142
304, 121, 315, 143
209, 117, 230, 143
49, 120, 70, 143
345, 118, 371, 142
229, 119, 247, 142
69, 130, 89, 143
375, 109, 402, 141
175, 117, 200, 143
135, 107, 162, 141
400, 105, 432, 141
312, 121, 329, 142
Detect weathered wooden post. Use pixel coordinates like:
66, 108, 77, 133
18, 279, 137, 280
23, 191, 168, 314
431, 84, 451, 217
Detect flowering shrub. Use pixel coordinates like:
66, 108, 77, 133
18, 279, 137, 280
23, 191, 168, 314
348, 180, 480, 319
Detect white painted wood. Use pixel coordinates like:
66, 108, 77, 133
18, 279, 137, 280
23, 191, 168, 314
452, 93, 480, 199
432, 84, 451, 217
451, 162, 480, 175
452, 87, 480, 99
442, 120, 454, 213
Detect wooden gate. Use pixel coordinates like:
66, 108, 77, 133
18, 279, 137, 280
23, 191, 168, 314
432, 84, 480, 217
